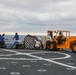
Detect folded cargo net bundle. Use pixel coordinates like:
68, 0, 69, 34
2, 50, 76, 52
24, 34, 38, 49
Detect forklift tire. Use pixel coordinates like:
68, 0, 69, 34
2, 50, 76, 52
49, 41, 56, 51
71, 42, 76, 53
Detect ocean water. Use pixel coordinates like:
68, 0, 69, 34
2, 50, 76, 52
5, 35, 44, 42
5, 35, 25, 42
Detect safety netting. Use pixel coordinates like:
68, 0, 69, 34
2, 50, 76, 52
24, 34, 38, 49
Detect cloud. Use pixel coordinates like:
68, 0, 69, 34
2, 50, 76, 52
0, 0, 76, 35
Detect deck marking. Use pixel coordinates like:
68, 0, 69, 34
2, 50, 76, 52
0, 67, 6, 69
0, 58, 41, 60
67, 63, 74, 65
1, 49, 71, 60
2, 49, 76, 69
31, 51, 71, 60
11, 62, 18, 64
66, 68, 75, 70
10, 72, 20, 75
22, 65, 31, 67
44, 64, 51, 66
38, 69, 47, 72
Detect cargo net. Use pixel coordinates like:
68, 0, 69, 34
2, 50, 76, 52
24, 35, 38, 49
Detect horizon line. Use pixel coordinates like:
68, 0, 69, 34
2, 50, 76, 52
0, 32, 47, 36
0, 32, 76, 36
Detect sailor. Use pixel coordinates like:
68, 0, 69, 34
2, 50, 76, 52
11, 40, 19, 49
13, 32, 19, 40
11, 32, 19, 49
0, 34, 2, 47
38, 37, 43, 49
1, 34, 5, 48
46, 30, 52, 50
34, 39, 41, 50
58, 31, 65, 44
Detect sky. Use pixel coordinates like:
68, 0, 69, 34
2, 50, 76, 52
0, 0, 76, 35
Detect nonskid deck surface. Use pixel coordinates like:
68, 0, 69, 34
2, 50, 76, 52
0, 49, 76, 75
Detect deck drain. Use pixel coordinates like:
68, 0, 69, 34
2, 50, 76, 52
38, 69, 46, 72
10, 72, 20, 75
66, 68, 75, 70
0, 67, 6, 69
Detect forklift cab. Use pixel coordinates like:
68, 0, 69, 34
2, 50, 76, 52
53, 30, 70, 44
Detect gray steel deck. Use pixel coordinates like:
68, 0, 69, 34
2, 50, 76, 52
0, 49, 76, 75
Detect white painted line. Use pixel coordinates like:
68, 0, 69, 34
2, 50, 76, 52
2, 49, 18, 53
0, 58, 41, 60
0, 54, 18, 56
44, 59, 76, 69
44, 64, 51, 66
31, 51, 71, 60
38, 69, 47, 72
0, 67, 6, 70
0, 50, 70, 60
23, 65, 31, 67
11, 62, 18, 64
26, 54, 76, 69
16, 50, 40, 51
66, 68, 75, 70
67, 63, 74, 65
10, 72, 20, 75
2, 49, 76, 69
31, 51, 65, 54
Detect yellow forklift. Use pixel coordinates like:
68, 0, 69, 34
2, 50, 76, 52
44, 30, 76, 53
